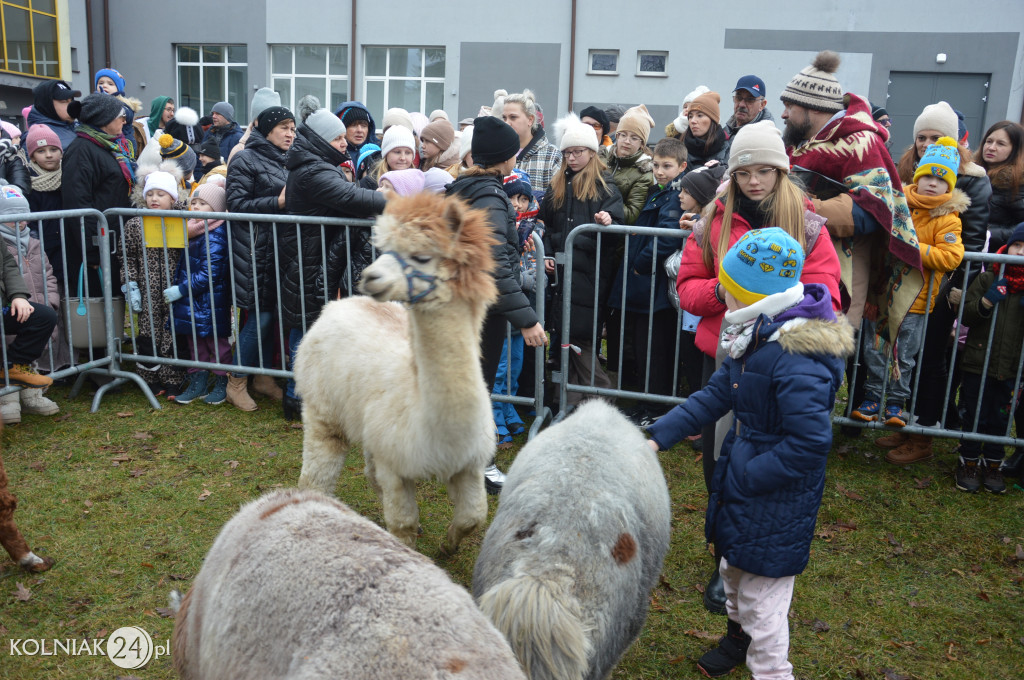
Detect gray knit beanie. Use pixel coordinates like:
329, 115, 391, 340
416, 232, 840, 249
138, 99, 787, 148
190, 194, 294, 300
305, 108, 346, 143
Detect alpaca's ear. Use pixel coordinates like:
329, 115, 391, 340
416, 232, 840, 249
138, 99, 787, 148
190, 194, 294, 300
441, 195, 467, 235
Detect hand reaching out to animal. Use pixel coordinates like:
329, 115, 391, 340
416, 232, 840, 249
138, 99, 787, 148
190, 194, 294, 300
521, 322, 547, 347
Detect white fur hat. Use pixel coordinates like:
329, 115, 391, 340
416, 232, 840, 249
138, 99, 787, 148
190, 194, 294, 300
144, 170, 179, 198
727, 120, 790, 173
381, 125, 416, 158
914, 101, 958, 140
459, 125, 474, 161
674, 85, 711, 131
554, 112, 598, 152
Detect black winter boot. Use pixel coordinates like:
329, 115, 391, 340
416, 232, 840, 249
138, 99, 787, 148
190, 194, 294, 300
697, 618, 750, 677
703, 556, 727, 615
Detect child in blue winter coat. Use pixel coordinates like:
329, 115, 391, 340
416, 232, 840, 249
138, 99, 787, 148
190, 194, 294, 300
164, 184, 232, 405
608, 137, 686, 426
647, 227, 853, 680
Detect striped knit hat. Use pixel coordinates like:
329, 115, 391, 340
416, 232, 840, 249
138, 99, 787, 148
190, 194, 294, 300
780, 51, 844, 114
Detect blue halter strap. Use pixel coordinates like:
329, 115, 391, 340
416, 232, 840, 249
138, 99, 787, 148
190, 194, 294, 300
383, 250, 439, 304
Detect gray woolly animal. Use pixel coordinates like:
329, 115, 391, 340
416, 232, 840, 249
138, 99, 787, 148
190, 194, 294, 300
173, 488, 527, 680
472, 400, 671, 680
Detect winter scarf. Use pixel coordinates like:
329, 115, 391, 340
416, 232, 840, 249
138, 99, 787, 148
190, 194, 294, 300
186, 218, 224, 239
733, 194, 770, 230
148, 96, 172, 137
684, 126, 727, 160
76, 124, 137, 191
788, 92, 921, 350
721, 282, 805, 359
0, 222, 32, 262
28, 161, 62, 192
994, 244, 1024, 293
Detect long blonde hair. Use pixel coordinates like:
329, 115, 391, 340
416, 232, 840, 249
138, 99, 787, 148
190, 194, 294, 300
701, 170, 808, 270
547, 151, 609, 209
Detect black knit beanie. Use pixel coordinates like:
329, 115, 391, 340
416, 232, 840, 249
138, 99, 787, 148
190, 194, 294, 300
579, 106, 610, 137
678, 164, 727, 208
69, 93, 125, 128
471, 116, 520, 167
256, 106, 296, 137
341, 106, 371, 126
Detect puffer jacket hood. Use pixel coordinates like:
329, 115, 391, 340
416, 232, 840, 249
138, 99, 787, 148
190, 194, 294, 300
333, 101, 380, 155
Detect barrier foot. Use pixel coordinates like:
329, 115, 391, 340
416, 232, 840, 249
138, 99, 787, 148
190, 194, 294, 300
90, 370, 161, 413
529, 406, 553, 439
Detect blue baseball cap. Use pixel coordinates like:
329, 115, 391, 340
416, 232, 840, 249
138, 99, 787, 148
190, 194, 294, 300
734, 75, 766, 99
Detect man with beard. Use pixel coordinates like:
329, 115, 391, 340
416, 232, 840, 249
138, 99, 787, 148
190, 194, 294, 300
724, 75, 775, 137
780, 50, 921, 358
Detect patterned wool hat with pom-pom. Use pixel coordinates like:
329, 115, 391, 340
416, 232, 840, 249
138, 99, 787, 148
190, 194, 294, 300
719, 227, 805, 305
780, 50, 844, 113
157, 133, 197, 177
913, 136, 960, 190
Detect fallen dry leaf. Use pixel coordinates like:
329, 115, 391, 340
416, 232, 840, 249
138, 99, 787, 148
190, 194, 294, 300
133, 431, 153, 440
882, 670, 911, 680
108, 569, 124, 576
667, 655, 688, 664
140, 562, 154, 569
1015, 544, 1024, 561
289, 423, 303, 429
837, 484, 865, 501
684, 629, 720, 641
198, 489, 212, 501
83, 499, 93, 508
226, 460, 240, 469
14, 582, 31, 601
28, 461, 46, 472
129, 469, 145, 478
54, 413, 72, 422
116, 412, 134, 418
913, 476, 933, 489
811, 619, 830, 633
154, 607, 175, 619
977, 591, 990, 602
659, 575, 675, 591
1002, 536, 1012, 544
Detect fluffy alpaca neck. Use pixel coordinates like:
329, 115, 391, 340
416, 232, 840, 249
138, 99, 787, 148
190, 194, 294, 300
407, 299, 488, 406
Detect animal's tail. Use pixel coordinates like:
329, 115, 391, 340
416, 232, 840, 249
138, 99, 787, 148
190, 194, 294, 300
477, 568, 591, 680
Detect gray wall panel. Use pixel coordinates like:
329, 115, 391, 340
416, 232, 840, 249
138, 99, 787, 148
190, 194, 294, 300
458, 43, 560, 123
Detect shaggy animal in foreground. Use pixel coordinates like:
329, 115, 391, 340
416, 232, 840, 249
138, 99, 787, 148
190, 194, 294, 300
295, 193, 498, 554
172, 489, 527, 680
473, 400, 672, 680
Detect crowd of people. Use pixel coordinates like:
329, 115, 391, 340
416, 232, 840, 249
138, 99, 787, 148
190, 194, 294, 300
0, 52, 1023, 678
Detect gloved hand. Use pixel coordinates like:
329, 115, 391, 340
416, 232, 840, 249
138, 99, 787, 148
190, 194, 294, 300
0, 138, 15, 160
163, 285, 184, 304
121, 281, 142, 312
983, 278, 1009, 306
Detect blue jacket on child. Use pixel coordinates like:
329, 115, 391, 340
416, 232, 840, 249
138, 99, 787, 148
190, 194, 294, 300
170, 224, 231, 337
607, 175, 684, 314
647, 284, 854, 577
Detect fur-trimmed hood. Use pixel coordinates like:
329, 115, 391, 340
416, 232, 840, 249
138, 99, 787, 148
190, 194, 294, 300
130, 160, 189, 208
777, 315, 855, 358
961, 160, 986, 179
116, 95, 142, 113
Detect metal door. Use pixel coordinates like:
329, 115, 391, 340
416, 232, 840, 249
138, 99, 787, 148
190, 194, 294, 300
886, 72, 989, 153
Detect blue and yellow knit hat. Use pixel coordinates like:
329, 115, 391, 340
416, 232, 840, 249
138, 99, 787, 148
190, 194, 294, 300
913, 136, 960, 190
719, 227, 804, 305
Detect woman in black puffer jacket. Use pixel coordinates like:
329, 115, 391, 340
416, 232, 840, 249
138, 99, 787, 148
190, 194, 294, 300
281, 108, 386, 418
224, 106, 297, 410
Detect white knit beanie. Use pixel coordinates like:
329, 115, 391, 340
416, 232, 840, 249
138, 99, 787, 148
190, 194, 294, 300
305, 108, 346, 143
381, 125, 416, 158
144, 171, 179, 198
381, 107, 414, 133
727, 120, 790, 173
460, 125, 474, 161
913, 101, 958, 140
429, 109, 449, 122
557, 113, 599, 152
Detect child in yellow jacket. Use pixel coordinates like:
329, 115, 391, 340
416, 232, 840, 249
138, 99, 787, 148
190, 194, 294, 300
852, 137, 965, 433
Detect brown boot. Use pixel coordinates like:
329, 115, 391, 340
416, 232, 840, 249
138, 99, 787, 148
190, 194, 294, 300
885, 433, 933, 465
252, 374, 283, 401
875, 431, 910, 449
225, 376, 257, 412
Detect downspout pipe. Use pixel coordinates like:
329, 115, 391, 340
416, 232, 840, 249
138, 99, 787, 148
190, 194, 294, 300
567, 0, 576, 112
350, 1, 357, 101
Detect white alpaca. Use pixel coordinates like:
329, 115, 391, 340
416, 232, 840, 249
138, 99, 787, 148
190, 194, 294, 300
296, 193, 498, 554
172, 489, 527, 679
473, 401, 672, 680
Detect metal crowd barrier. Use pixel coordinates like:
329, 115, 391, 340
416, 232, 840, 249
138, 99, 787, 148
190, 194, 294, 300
558, 223, 1024, 450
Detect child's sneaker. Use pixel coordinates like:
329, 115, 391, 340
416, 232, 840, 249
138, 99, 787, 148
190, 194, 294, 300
981, 458, 1006, 494
851, 399, 880, 422
883, 404, 906, 428
955, 457, 981, 493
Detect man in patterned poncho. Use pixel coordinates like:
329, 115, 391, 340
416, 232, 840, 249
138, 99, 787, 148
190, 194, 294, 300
780, 50, 922, 353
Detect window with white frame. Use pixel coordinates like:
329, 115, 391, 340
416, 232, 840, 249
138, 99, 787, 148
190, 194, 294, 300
363, 47, 445, 127
588, 50, 618, 76
271, 45, 348, 113
636, 51, 668, 77
176, 45, 248, 119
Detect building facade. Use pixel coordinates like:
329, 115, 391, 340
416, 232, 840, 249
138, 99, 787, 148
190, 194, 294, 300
4, 1, 1023, 154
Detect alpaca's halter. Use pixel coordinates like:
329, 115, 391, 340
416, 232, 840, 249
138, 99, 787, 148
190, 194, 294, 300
383, 250, 440, 304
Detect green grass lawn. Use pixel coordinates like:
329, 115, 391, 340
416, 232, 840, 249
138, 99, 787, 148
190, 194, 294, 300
0, 382, 1021, 679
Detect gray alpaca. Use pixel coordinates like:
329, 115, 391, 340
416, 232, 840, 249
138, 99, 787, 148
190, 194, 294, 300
472, 400, 672, 680
173, 489, 526, 680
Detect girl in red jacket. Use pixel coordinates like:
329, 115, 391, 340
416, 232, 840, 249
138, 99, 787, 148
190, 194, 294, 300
675, 120, 841, 615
